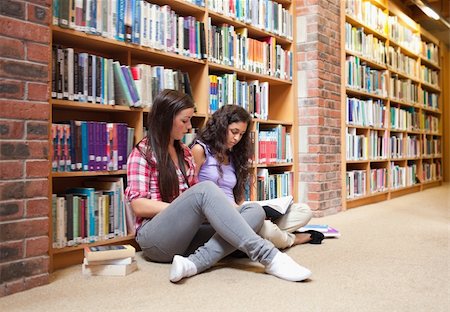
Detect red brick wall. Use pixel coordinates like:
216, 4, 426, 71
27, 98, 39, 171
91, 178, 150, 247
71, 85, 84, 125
0, 0, 51, 297
295, 0, 342, 216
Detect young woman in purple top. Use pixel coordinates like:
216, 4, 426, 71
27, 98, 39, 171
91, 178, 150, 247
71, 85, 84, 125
191, 105, 324, 250
125, 89, 312, 283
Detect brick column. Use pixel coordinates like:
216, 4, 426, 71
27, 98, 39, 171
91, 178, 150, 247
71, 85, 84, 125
0, 0, 51, 296
295, 0, 342, 216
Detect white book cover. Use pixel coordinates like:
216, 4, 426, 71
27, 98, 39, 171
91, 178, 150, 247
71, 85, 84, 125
82, 260, 138, 276
83, 256, 134, 266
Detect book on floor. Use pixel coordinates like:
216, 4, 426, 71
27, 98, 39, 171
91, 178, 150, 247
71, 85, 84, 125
297, 224, 341, 238
84, 244, 136, 262
83, 256, 134, 266
82, 259, 138, 276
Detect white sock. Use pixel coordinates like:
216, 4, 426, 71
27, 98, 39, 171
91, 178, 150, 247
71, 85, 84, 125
170, 255, 198, 283
265, 251, 311, 282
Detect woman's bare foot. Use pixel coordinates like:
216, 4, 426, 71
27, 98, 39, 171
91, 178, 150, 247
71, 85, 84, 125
293, 233, 313, 246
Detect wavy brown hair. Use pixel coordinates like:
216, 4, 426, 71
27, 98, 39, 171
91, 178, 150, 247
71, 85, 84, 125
138, 89, 195, 202
194, 105, 252, 203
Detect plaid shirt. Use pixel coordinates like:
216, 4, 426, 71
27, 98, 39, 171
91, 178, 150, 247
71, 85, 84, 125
125, 138, 197, 231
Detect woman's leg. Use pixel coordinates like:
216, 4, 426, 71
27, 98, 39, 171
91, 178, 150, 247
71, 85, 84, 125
137, 181, 311, 282
275, 203, 313, 232
136, 182, 275, 266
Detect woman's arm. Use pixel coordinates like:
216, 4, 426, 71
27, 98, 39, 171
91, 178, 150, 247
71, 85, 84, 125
190, 143, 206, 177
130, 198, 169, 218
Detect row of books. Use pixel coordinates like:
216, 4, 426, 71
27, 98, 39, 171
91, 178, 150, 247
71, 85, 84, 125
420, 66, 439, 86
83, 245, 137, 276
51, 121, 133, 173
345, 0, 440, 64
207, 0, 293, 40
346, 56, 387, 97
208, 21, 293, 80
52, 177, 128, 249
422, 162, 442, 182
387, 46, 419, 79
390, 163, 418, 189
209, 73, 269, 119
423, 137, 441, 156
256, 126, 292, 164
345, 0, 387, 36
347, 160, 442, 198
387, 15, 421, 54
346, 97, 386, 128
53, 0, 207, 60
421, 90, 439, 110
389, 106, 420, 131
52, 46, 194, 107
345, 22, 387, 66
346, 169, 366, 199
255, 168, 293, 202
420, 42, 439, 64
346, 128, 442, 161
345, 22, 439, 86
389, 75, 419, 104
346, 56, 439, 107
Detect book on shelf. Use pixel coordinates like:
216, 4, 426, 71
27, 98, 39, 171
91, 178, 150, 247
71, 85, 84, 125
243, 195, 293, 220
84, 244, 136, 262
297, 224, 341, 238
82, 259, 138, 276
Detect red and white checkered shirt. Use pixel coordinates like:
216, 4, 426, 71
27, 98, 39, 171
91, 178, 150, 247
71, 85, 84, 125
125, 138, 197, 231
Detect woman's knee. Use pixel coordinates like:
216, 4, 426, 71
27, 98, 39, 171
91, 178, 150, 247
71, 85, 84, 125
239, 203, 265, 230
195, 180, 221, 194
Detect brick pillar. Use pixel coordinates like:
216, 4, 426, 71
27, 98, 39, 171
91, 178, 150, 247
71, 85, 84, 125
0, 0, 51, 296
295, 0, 342, 216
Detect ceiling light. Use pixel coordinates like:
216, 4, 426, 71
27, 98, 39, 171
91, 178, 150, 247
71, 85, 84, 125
421, 6, 440, 20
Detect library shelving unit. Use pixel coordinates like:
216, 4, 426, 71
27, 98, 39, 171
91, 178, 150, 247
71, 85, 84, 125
342, 0, 443, 209
49, 0, 296, 271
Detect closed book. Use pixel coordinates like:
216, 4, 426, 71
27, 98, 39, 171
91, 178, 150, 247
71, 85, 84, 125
82, 259, 137, 276
83, 256, 133, 266
297, 225, 341, 238
84, 244, 135, 261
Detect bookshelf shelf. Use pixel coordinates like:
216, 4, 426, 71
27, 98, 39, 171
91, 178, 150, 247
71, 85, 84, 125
51, 234, 136, 254
49, 0, 297, 271
52, 170, 127, 178
343, 0, 443, 208
208, 62, 292, 85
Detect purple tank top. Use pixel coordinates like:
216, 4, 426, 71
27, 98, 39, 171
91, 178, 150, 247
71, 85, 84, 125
196, 141, 236, 202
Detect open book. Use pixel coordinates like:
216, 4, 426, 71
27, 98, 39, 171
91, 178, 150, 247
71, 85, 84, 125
243, 196, 293, 220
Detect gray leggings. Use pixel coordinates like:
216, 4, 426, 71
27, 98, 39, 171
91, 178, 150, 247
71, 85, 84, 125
136, 181, 278, 273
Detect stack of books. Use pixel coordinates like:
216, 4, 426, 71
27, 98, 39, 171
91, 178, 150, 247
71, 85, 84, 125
297, 224, 341, 238
82, 244, 137, 276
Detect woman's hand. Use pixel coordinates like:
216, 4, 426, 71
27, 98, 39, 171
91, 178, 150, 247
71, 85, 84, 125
130, 198, 170, 218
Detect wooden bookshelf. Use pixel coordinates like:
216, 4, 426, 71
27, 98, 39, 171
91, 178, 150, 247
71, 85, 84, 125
49, 0, 297, 271
342, 0, 444, 209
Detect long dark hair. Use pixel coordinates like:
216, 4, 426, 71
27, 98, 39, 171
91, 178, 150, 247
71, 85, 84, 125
139, 89, 195, 202
195, 105, 252, 203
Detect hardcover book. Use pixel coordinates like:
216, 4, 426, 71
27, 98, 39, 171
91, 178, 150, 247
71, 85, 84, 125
84, 244, 135, 262
82, 259, 138, 276
83, 256, 134, 266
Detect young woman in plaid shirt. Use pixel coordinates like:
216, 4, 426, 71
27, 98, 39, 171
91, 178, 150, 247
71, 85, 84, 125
125, 89, 311, 283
